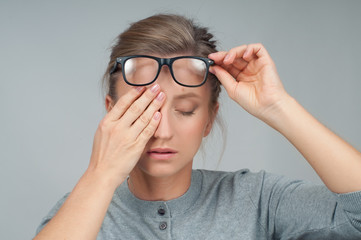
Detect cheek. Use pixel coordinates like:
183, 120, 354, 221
115, 78, 133, 97
173, 112, 209, 144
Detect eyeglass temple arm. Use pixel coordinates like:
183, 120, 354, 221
109, 61, 118, 74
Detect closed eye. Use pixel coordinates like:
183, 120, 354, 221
180, 111, 195, 116
175, 109, 195, 116
175, 105, 198, 117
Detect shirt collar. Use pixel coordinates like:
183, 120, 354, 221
114, 169, 202, 218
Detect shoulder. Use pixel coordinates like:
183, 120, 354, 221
193, 168, 312, 201
193, 168, 264, 197
194, 168, 284, 189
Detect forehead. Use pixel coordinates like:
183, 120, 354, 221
116, 75, 211, 102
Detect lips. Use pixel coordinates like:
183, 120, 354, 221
148, 148, 177, 154
147, 148, 177, 160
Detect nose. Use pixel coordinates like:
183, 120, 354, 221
150, 66, 175, 140
158, 65, 171, 79
153, 108, 173, 140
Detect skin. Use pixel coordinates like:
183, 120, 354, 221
34, 44, 361, 240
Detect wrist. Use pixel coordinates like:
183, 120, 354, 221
260, 93, 298, 132
83, 166, 127, 192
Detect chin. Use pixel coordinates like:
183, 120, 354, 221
137, 163, 179, 178
135, 157, 193, 178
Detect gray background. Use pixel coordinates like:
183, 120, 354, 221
1, 0, 361, 239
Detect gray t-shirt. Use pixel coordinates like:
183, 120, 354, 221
35, 169, 361, 239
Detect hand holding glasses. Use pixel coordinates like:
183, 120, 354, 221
110, 55, 214, 87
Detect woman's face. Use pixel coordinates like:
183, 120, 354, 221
108, 54, 217, 178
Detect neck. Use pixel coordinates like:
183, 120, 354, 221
128, 164, 192, 201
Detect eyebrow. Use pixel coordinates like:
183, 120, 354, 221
173, 92, 201, 100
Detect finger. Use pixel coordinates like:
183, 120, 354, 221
209, 65, 238, 99
210, 48, 248, 71
105, 86, 145, 122
232, 57, 249, 71
136, 111, 162, 144
131, 91, 165, 137
208, 51, 228, 65
210, 59, 248, 81
223, 45, 248, 65
243, 43, 272, 62
226, 66, 243, 80
221, 57, 248, 76
121, 84, 161, 126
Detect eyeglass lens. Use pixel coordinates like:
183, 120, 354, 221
123, 57, 207, 86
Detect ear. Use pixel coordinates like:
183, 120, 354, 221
105, 94, 114, 113
203, 102, 219, 137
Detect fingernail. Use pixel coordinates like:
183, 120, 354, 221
154, 111, 161, 120
135, 86, 144, 92
151, 84, 160, 93
243, 49, 250, 58
156, 92, 165, 101
209, 67, 216, 74
224, 54, 231, 62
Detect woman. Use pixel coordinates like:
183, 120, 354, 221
34, 14, 361, 239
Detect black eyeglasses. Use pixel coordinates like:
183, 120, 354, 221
109, 55, 214, 87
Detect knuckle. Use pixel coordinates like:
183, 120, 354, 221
142, 128, 154, 138
247, 43, 255, 48
255, 43, 264, 48
113, 96, 126, 108
145, 88, 158, 98
237, 44, 247, 52
151, 99, 163, 109
139, 114, 150, 125
98, 119, 110, 132
124, 89, 138, 100
113, 101, 125, 112
228, 47, 237, 54
129, 104, 141, 115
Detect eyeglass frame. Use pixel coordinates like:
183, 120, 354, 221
109, 55, 215, 87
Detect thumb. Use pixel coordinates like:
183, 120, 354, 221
210, 65, 237, 99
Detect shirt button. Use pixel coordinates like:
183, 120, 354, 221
159, 222, 167, 230
158, 208, 166, 216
